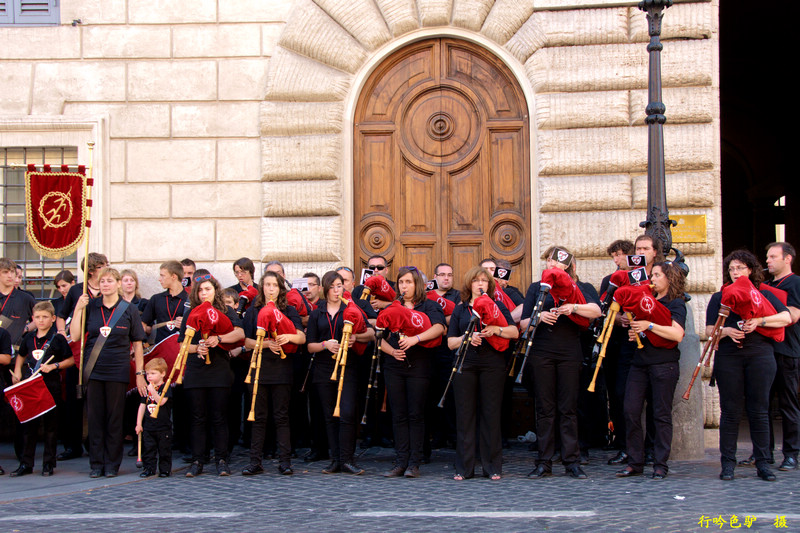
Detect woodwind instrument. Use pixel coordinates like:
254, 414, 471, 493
271, 331, 287, 359
627, 312, 644, 349
246, 328, 267, 422
332, 320, 354, 417
151, 327, 194, 418
683, 304, 730, 400
588, 301, 620, 392
203, 333, 211, 364
361, 328, 383, 425
513, 283, 551, 384
438, 306, 481, 408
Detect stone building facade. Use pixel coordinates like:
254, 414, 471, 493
0, 1, 719, 352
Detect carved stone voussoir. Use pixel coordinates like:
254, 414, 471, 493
262, 135, 342, 181
261, 216, 343, 262
264, 48, 352, 102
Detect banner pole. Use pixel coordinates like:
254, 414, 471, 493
77, 141, 95, 399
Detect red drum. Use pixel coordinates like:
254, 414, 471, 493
4, 374, 56, 423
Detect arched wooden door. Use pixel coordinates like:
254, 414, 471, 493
354, 38, 531, 287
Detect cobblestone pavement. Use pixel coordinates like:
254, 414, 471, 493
0, 442, 798, 532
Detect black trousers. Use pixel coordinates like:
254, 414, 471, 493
531, 356, 581, 468
60, 366, 84, 454
316, 366, 359, 464
624, 362, 678, 472
249, 383, 291, 467
185, 386, 230, 463
228, 357, 251, 452
453, 357, 505, 477
769, 353, 800, 459
21, 406, 58, 469
86, 380, 127, 472
428, 353, 457, 446
604, 347, 632, 450
715, 350, 776, 466
384, 359, 430, 468
142, 428, 172, 474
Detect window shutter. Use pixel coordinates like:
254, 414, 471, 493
14, 0, 59, 25
0, 1, 14, 24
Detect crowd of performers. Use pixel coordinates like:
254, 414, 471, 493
0, 236, 798, 482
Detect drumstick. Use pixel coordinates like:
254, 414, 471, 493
136, 433, 143, 468
30, 355, 55, 379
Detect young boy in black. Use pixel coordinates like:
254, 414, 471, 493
135, 357, 172, 477
11, 301, 74, 476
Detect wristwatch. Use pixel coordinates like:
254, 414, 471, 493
648, 323, 654, 330
573, 304, 578, 314
761, 318, 767, 327
136, 370, 145, 376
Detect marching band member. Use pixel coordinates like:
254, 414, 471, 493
70, 267, 146, 478
616, 261, 686, 480
229, 257, 256, 293
307, 271, 375, 475
241, 271, 305, 476
379, 266, 445, 478
710, 250, 790, 481
121, 269, 148, 313
447, 266, 517, 480
179, 271, 244, 477
523, 247, 600, 480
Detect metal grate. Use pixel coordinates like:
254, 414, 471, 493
1, 147, 79, 300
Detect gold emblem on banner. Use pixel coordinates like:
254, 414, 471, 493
38, 190, 73, 229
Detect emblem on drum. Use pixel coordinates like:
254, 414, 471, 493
9, 395, 23, 413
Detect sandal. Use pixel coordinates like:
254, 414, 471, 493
453, 473, 464, 481
490, 473, 501, 480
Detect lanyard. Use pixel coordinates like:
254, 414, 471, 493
101, 305, 118, 328
0, 287, 13, 315
165, 295, 180, 322
33, 334, 50, 351
774, 273, 795, 289
325, 305, 341, 341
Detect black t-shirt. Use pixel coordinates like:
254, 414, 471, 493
178, 305, 241, 389
447, 299, 513, 368
633, 296, 687, 366
17, 325, 72, 396
706, 290, 788, 358
766, 273, 800, 358
504, 285, 525, 306
130, 296, 149, 314
243, 303, 302, 385
141, 290, 189, 344
0, 287, 35, 347
59, 282, 100, 321
521, 281, 599, 361
382, 299, 446, 369
438, 288, 461, 305
141, 382, 172, 432
0, 328, 12, 388
51, 296, 66, 321
307, 301, 357, 384
81, 298, 146, 382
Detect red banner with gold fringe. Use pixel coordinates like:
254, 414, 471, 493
24, 164, 87, 259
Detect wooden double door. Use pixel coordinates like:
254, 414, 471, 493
354, 38, 531, 288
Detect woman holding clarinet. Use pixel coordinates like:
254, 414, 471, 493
447, 266, 517, 480
706, 250, 790, 481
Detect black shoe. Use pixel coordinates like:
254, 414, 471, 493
379, 438, 393, 448
615, 467, 642, 478
404, 466, 420, 478
9, 465, 33, 477
739, 454, 774, 466
217, 460, 231, 476
341, 462, 365, 475
757, 467, 776, 481
304, 450, 329, 463
608, 451, 629, 465
652, 469, 667, 480
159, 472, 170, 477
242, 463, 264, 476
105, 469, 118, 478
383, 466, 405, 477
552, 451, 561, 463
359, 437, 373, 449
0, 466, 4, 475
127, 446, 138, 457
778, 457, 798, 471
644, 452, 655, 466
185, 461, 203, 478
527, 465, 551, 479
322, 461, 340, 474
567, 465, 588, 479
720, 465, 735, 481
89, 469, 104, 478
139, 469, 155, 478
42, 465, 54, 476
58, 449, 81, 461
579, 450, 589, 465
278, 465, 293, 476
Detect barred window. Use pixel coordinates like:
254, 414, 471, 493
1, 147, 78, 300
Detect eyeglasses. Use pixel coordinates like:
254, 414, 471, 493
336, 267, 353, 273
728, 265, 749, 273
194, 274, 213, 283
401, 266, 419, 273
368, 264, 386, 271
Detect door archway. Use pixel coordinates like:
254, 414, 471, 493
354, 37, 531, 286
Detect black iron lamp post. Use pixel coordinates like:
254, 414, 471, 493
638, 0, 689, 276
